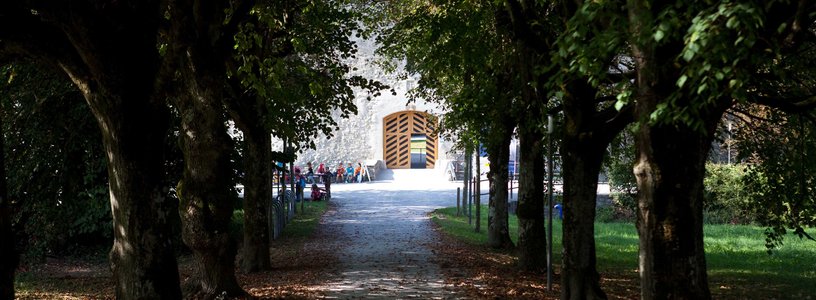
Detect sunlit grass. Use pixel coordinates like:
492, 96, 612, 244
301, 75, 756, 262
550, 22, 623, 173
431, 205, 816, 298
280, 201, 328, 240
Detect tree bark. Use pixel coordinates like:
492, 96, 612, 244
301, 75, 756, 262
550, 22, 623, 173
560, 79, 633, 299
176, 79, 245, 298
560, 130, 608, 300
89, 91, 183, 300
486, 122, 515, 249
167, 1, 252, 297
240, 130, 272, 272
509, 32, 548, 271
515, 127, 546, 270
633, 122, 715, 299
0, 107, 17, 300
627, 2, 716, 295
227, 92, 273, 272
60, 9, 183, 297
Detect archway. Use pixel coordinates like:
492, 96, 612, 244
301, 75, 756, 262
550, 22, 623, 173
382, 110, 437, 169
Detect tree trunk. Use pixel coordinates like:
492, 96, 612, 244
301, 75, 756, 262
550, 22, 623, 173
516, 127, 546, 270
561, 132, 608, 300
44, 6, 184, 299
634, 123, 714, 299
92, 92, 182, 300
176, 80, 244, 298
559, 80, 627, 299
167, 1, 249, 296
225, 88, 273, 273
0, 108, 17, 300
627, 2, 716, 295
486, 125, 514, 249
239, 128, 272, 272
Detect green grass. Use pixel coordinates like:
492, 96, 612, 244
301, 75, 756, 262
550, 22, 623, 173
431, 205, 816, 298
232, 201, 328, 240
280, 201, 328, 239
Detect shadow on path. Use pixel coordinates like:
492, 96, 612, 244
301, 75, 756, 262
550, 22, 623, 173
317, 178, 463, 299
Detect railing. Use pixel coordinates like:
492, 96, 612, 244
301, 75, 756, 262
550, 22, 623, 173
268, 189, 294, 242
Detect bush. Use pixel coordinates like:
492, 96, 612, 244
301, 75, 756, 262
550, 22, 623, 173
703, 163, 755, 224
595, 205, 616, 223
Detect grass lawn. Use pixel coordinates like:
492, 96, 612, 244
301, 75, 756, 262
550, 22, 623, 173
431, 205, 816, 299
279, 201, 328, 240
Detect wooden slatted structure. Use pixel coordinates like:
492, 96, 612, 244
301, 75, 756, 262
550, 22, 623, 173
383, 111, 437, 169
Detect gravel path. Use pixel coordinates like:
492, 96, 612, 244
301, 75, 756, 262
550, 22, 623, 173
318, 170, 462, 299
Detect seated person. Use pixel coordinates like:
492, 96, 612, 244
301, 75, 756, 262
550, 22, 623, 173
345, 163, 355, 183
354, 163, 362, 183
310, 183, 325, 201
336, 163, 346, 183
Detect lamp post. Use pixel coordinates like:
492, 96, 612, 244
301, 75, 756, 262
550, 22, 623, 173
727, 121, 732, 164
546, 114, 554, 291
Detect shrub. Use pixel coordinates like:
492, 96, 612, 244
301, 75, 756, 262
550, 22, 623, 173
703, 163, 755, 224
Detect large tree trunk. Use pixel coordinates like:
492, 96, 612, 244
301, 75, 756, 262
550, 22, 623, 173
560, 132, 608, 300
560, 80, 626, 299
486, 123, 515, 249
235, 115, 272, 273
53, 5, 184, 299
225, 85, 272, 273
168, 1, 250, 297
0, 109, 17, 300
176, 79, 245, 298
64, 21, 183, 297
515, 127, 546, 270
633, 122, 714, 299
98, 95, 182, 299
627, 3, 716, 294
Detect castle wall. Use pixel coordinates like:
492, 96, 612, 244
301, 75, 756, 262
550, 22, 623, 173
272, 33, 453, 170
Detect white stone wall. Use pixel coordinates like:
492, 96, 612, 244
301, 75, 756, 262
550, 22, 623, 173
275, 32, 454, 170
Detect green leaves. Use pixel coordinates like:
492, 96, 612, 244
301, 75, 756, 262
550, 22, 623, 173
377, 0, 510, 145
1, 63, 112, 261
678, 2, 765, 103
737, 111, 816, 249
229, 0, 383, 151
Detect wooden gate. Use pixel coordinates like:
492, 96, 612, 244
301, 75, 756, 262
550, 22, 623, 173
383, 111, 437, 169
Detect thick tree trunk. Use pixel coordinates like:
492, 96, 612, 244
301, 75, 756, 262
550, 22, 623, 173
37, 5, 184, 298
561, 133, 608, 300
239, 129, 272, 272
487, 126, 514, 249
634, 123, 713, 299
0, 111, 17, 300
225, 88, 272, 273
168, 1, 250, 296
628, 4, 716, 294
176, 82, 244, 298
559, 81, 621, 300
516, 128, 546, 270
92, 92, 182, 300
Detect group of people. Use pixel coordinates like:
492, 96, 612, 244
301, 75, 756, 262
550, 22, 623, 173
300, 161, 367, 184
335, 162, 368, 184
289, 161, 368, 202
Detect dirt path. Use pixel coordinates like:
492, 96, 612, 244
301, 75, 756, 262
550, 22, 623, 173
317, 173, 462, 299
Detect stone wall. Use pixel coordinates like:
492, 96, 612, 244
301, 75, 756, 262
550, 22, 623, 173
274, 32, 454, 170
